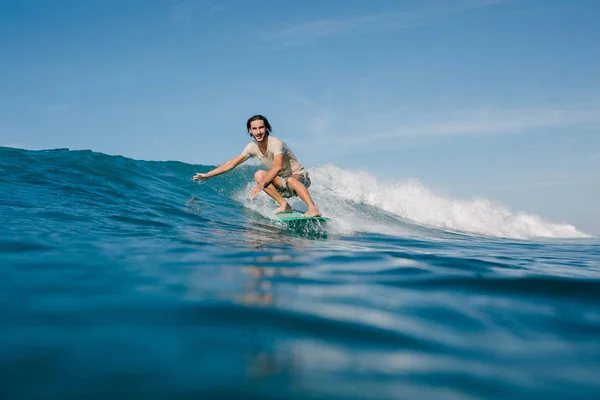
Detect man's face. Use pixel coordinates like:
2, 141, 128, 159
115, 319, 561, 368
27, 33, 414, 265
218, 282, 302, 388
249, 120, 267, 142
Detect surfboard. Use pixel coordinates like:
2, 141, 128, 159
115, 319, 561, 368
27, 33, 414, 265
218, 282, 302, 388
273, 210, 330, 238
273, 211, 330, 223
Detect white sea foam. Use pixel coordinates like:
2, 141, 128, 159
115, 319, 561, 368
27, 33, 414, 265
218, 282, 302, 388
231, 165, 591, 240
305, 165, 591, 240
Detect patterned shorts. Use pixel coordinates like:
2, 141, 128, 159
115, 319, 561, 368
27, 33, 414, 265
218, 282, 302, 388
275, 172, 311, 198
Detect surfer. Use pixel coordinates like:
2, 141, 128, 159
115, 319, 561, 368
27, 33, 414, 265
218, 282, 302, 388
193, 115, 322, 217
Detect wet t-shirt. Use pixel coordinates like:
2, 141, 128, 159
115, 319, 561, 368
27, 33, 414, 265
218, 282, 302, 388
241, 136, 306, 178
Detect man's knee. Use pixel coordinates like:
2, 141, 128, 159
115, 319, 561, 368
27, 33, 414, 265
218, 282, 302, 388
286, 176, 302, 189
254, 170, 266, 181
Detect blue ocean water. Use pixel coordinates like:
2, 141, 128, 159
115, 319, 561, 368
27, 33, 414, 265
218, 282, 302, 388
1, 146, 599, 400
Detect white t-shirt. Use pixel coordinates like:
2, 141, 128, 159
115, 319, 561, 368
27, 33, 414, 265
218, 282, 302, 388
242, 136, 306, 178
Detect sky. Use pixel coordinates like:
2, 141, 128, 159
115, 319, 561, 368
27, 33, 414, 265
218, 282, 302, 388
1, 0, 599, 235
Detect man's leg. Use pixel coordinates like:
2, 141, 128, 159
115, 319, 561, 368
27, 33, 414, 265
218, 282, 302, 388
254, 170, 292, 213
286, 174, 322, 217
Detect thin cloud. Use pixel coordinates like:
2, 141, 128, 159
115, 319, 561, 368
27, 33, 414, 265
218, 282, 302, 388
264, 12, 426, 49
487, 171, 598, 192
169, 3, 196, 22
379, 107, 600, 138
169, 2, 227, 22
208, 4, 228, 14
291, 105, 600, 158
262, 0, 504, 49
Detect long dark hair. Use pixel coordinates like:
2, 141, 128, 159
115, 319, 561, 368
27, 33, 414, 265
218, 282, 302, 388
246, 115, 272, 136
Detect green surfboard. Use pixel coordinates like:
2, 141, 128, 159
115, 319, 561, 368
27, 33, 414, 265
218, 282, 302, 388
273, 211, 330, 223
273, 211, 330, 237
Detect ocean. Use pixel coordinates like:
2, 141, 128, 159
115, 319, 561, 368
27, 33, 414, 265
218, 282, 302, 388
1, 146, 599, 399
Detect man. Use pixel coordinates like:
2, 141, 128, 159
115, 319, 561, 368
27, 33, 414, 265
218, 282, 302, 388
193, 115, 322, 217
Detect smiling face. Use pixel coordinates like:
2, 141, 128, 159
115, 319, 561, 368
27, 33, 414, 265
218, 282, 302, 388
248, 119, 268, 143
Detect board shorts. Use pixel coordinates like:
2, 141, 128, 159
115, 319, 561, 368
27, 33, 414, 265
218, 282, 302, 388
275, 172, 311, 198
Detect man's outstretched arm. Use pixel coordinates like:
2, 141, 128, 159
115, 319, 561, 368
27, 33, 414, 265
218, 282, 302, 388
193, 154, 248, 182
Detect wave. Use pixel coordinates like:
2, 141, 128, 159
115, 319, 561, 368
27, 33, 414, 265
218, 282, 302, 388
306, 165, 591, 240
0, 147, 591, 241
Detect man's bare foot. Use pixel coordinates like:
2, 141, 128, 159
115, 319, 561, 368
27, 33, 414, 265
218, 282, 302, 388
302, 208, 322, 217
273, 204, 292, 214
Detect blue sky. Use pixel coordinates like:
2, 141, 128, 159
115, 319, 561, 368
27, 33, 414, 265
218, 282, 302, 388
1, 0, 599, 234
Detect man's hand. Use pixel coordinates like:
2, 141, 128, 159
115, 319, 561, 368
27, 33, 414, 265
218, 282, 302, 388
249, 183, 265, 200
193, 173, 209, 182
